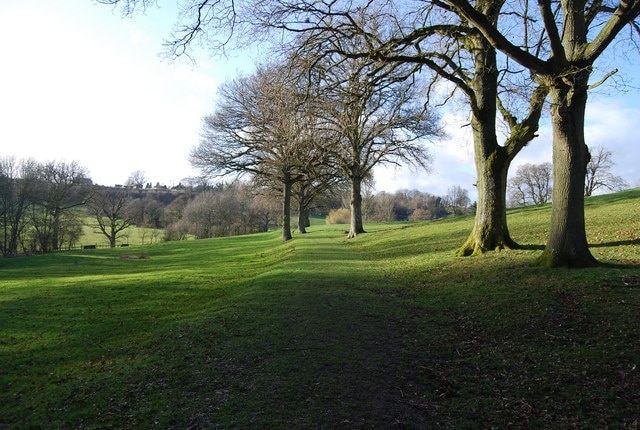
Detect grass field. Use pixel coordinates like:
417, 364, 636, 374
79, 221, 166, 249
1, 189, 639, 428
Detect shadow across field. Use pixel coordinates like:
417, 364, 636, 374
590, 238, 640, 248
2, 191, 640, 428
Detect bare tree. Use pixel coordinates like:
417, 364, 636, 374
170, 183, 269, 238
178, 189, 239, 238
190, 62, 331, 241
508, 162, 553, 207
366, 191, 397, 222
0, 158, 39, 256
311, 53, 440, 238
126, 170, 147, 189
443, 0, 640, 266
584, 146, 629, 196
86, 186, 135, 248
30, 161, 90, 252
445, 185, 472, 215
243, 184, 281, 233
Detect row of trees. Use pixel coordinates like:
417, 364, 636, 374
6, 142, 621, 256
99, 0, 640, 267
0, 156, 228, 253
163, 183, 281, 240
191, 57, 442, 241
166, 183, 474, 239
362, 186, 474, 221
1, 152, 477, 255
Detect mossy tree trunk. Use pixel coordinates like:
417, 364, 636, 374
457, 144, 516, 256
445, 0, 640, 268
456, 29, 518, 256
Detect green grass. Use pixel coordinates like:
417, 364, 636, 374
79, 220, 166, 248
1, 189, 639, 428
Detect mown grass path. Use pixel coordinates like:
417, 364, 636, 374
1, 190, 639, 428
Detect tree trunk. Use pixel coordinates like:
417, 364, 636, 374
109, 224, 117, 248
456, 33, 517, 256
456, 135, 516, 256
539, 76, 597, 267
7, 209, 23, 256
281, 178, 293, 241
348, 175, 365, 238
297, 199, 307, 234
52, 207, 61, 251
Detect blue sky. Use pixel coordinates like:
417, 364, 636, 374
1, 0, 638, 197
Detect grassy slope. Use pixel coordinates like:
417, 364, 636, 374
1, 189, 639, 428
79, 220, 165, 248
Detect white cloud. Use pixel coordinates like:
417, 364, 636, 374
512, 99, 639, 187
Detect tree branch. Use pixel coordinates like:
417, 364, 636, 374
537, 0, 565, 62
584, 0, 640, 62
588, 68, 618, 89
443, 0, 551, 73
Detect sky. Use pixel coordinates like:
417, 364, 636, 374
1, 1, 639, 198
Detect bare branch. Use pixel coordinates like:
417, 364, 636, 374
588, 68, 618, 89
444, 0, 552, 73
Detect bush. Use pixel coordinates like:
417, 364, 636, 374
409, 208, 432, 221
326, 208, 351, 224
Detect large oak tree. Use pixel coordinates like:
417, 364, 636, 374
443, 0, 640, 266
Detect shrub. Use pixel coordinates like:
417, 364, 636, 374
326, 208, 351, 224
409, 208, 432, 221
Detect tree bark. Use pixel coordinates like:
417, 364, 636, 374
456, 31, 518, 256
282, 178, 293, 241
297, 198, 308, 234
348, 175, 365, 238
456, 128, 516, 256
109, 222, 117, 248
538, 75, 597, 267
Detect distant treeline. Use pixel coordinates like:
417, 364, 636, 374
1, 157, 473, 256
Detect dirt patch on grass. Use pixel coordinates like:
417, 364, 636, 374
119, 253, 148, 259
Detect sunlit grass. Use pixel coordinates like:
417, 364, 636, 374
1, 188, 638, 428
79, 217, 166, 248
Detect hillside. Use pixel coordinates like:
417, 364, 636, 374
1, 189, 638, 428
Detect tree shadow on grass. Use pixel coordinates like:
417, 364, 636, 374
516, 243, 545, 251
589, 238, 640, 248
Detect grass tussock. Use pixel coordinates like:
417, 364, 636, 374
1, 189, 639, 428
